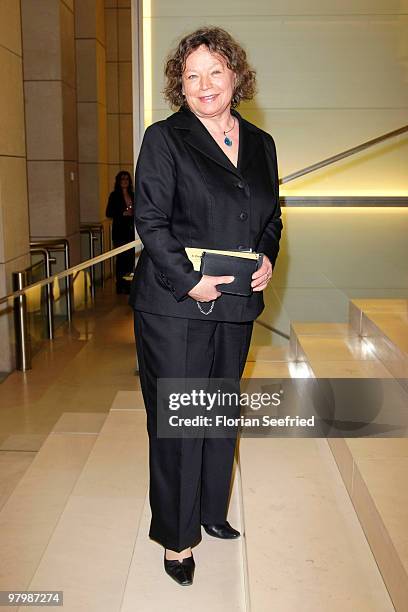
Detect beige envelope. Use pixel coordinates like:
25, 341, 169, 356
185, 246, 261, 272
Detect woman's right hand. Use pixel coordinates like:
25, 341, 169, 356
188, 275, 234, 302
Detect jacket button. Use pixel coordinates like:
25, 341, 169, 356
236, 181, 244, 189
239, 211, 248, 221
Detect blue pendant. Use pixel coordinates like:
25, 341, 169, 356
224, 136, 233, 146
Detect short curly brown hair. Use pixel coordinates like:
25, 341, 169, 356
163, 26, 257, 109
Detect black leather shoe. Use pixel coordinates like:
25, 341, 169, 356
164, 553, 195, 586
202, 521, 240, 539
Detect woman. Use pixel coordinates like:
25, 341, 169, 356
106, 171, 135, 293
129, 26, 283, 586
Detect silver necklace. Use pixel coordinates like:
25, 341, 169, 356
223, 117, 235, 146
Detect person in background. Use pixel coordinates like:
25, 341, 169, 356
106, 171, 135, 294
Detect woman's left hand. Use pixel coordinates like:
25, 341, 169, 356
251, 254, 273, 291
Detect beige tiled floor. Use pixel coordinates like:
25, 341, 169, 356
0, 292, 139, 453
0, 451, 36, 511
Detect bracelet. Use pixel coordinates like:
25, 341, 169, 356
197, 300, 215, 316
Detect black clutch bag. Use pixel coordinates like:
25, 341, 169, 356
200, 251, 264, 296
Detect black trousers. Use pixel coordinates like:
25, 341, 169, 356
133, 310, 253, 552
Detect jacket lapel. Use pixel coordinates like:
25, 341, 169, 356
170, 106, 259, 179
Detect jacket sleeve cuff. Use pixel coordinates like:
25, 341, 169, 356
160, 269, 203, 302
258, 242, 280, 269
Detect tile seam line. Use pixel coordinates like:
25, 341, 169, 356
0, 42, 22, 58
75, 37, 106, 47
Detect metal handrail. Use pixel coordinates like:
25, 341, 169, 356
13, 271, 31, 371
30, 238, 72, 323
80, 223, 107, 295
80, 227, 98, 300
0, 240, 142, 304
30, 247, 56, 339
280, 124, 408, 184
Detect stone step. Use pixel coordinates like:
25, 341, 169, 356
289, 321, 393, 378
245, 342, 313, 378
22, 403, 148, 611
0, 412, 107, 594
329, 437, 408, 612
239, 437, 395, 611
350, 298, 408, 382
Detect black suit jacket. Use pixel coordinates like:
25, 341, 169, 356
129, 105, 283, 322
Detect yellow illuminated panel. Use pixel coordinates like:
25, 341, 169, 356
280, 188, 408, 197
279, 138, 408, 197
280, 207, 408, 214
